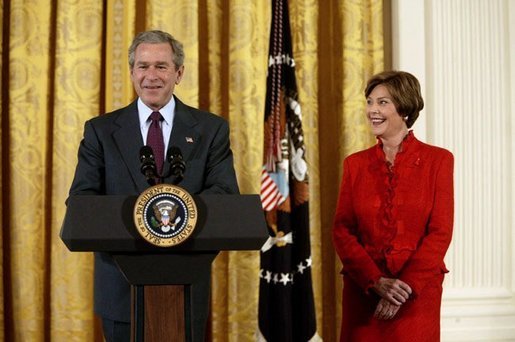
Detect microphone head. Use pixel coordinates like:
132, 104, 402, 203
167, 146, 186, 178
140, 145, 155, 161
167, 146, 182, 160
140, 145, 158, 180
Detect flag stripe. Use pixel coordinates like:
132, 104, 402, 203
260, 168, 285, 211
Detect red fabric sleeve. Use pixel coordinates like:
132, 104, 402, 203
332, 157, 384, 292
399, 151, 454, 296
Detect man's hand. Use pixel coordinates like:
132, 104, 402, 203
374, 298, 401, 320
373, 277, 412, 305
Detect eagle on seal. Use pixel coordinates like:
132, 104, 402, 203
152, 200, 181, 233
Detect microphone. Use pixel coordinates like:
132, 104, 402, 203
167, 146, 186, 185
139, 146, 158, 185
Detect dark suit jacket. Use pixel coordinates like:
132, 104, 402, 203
68, 96, 239, 321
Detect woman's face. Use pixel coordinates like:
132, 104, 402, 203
366, 84, 406, 139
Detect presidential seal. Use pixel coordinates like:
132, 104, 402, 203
133, 184, 197, 247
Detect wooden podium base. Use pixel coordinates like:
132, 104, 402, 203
132, 285, 190, 342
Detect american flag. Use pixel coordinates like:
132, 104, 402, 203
258, 0, 318, 340
260, 167, 286, 211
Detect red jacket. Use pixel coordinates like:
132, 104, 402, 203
333, 131, 454, 295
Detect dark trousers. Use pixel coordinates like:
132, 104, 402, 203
102, 318, 131, 342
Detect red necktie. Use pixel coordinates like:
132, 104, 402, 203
147, 111, 165, 176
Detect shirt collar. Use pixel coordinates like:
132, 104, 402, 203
137, 97, 176, 127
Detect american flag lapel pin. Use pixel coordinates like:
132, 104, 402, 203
185, 137, 194, 143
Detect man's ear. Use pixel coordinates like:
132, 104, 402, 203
175, 65, 185, 84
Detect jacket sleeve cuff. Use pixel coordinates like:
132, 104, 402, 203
364, 273, 384, 295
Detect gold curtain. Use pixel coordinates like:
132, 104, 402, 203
0, 0, 383, 341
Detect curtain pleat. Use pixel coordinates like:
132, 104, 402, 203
147, 0, 200, 106
6, 1, 53, 340
50, 2, 105, 341
105, 0, 136, 112
210, 2, 269, 340
0, 1, 383, 341
1, 2, 6, 340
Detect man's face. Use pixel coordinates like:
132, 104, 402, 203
130, 43, 184, 111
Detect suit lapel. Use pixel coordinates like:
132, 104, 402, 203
112, 101, 149, 192
162, 97, 200, 181
112, 97, 199, 188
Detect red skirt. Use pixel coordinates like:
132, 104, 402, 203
339, 274, 444, 342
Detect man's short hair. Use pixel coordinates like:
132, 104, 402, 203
128, 30, 184, 69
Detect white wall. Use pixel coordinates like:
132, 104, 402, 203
392, 0, 515, 341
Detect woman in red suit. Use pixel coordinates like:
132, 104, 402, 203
332, 71, 454, 341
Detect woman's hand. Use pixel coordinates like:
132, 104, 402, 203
374, 298, 401, 320
373, 277, 412, 305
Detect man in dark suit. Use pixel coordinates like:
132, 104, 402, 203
68, 30, 239, 342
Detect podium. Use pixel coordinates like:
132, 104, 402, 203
60, 194, 267, 341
